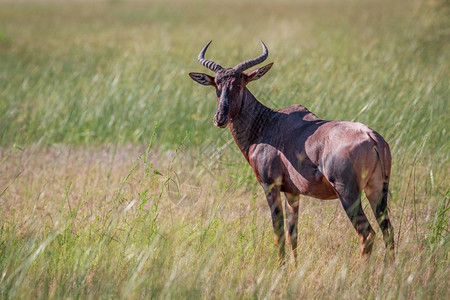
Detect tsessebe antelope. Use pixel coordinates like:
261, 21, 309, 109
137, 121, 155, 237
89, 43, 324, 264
189, 41, 394, 262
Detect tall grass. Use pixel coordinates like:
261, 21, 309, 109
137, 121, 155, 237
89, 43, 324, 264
0, 144, 448, 298
0, 0, 449, 298
0, 0, 448, 151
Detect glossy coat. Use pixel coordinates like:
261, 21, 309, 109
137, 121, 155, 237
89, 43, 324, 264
189, 42, 394, 262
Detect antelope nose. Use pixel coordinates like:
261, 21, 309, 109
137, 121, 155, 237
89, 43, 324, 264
213, 116, 228, 128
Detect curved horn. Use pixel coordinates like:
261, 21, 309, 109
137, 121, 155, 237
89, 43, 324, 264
197, 41, 223, 73
233, 41, 269, 72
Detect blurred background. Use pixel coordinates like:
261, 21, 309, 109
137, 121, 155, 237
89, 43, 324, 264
1, 0, 448, 150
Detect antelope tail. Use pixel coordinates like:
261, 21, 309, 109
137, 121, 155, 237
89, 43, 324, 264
373, 146, 387, 182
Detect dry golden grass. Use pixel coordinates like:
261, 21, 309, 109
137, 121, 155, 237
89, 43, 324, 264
0, 145, 448, 298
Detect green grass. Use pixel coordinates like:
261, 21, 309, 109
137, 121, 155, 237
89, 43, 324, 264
0, 0, 449, 298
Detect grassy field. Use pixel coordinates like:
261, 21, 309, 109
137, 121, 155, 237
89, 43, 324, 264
0, 0, 449, 298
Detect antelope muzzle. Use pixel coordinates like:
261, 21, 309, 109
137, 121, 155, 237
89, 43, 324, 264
214, 89, 230, 128
213, 104, 229, 128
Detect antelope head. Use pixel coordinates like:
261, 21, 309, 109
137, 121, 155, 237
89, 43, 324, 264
189, 41, 273, 128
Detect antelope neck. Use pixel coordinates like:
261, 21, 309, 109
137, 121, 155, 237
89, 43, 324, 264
229, 89, 274, 160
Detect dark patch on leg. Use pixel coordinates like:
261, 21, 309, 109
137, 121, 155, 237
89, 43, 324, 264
377, 182, 395, 253
263, 183, 285, 264
329, 171, 375, 257
284, 193, 299, 262
340, 195, 376, 257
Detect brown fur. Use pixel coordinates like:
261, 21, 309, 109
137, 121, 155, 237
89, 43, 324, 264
189, 46, 394, 263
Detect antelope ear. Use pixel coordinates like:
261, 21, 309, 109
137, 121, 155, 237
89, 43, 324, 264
244, 63, 273, 83
189, 72, 216, 86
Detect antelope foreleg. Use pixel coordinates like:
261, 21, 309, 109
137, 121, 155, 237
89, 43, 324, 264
264, 184, 285, 263
284, 193, 299, 261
